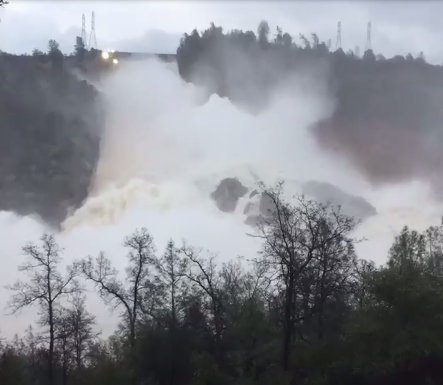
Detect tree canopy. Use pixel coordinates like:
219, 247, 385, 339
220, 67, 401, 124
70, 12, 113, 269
2, 185, 443, 385
176, 22, 443, 194
2, 18, 443, 385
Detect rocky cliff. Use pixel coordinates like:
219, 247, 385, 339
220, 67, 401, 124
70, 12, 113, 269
0, 53, 104, 227
210, 177, 377, 226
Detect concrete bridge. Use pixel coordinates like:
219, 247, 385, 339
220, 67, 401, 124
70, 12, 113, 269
93, 48, 177, 64
73, 48, 178, 76
111, 51, 177, 63
76, 36, 177, 63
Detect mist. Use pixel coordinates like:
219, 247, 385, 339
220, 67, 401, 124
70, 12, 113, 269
2, 57, 443, 339
312, 64, 443, 195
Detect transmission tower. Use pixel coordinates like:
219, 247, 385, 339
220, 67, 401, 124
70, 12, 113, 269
365, 21, 372, 51
336, 21, 342, 50
81, 14, 87, 48
89, 11, 97, 49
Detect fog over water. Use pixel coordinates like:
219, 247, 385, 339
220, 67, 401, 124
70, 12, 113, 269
2, 59, 442, 338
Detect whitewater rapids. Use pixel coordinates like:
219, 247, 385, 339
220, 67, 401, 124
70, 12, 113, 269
1, 59, 443, 338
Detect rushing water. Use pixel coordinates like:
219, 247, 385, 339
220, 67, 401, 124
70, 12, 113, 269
1, 59, 442, 338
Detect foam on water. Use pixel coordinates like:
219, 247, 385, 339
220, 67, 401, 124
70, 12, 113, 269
2, 58, 443, 338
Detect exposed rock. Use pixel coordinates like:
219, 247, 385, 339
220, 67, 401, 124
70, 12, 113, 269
244, 192, 276, 226
258, 192, 275, 217
249, 190, 259, 198
243, 202, 255, 216
212, 178, 376, 227
301, 180, 377, 221
0, 53, 103, 227
211, 178, 248, 213
244, 199, 261, 227
244, 215, 262, 227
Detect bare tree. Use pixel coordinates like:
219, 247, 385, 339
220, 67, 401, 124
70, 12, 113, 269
152, 240, 188, 385
352, 259, 376, 309
155, 240, 188, 326
7, 234, 79, 385
251, 182, 357, 371
68, 293, 98, 373
55, 307, 74, 385
23, 326, 43, 385
311, 227, 357, 341
80, 228, 157, 385
182, 245, 226, 366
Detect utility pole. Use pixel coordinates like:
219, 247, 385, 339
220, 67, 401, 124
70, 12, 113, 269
365, 21, 372, 51
89, 11, 97, 49
336, 21, 342, 50
81, 14, 87, 48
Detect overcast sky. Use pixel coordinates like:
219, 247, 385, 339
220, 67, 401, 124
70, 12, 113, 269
1, 1, 443, 63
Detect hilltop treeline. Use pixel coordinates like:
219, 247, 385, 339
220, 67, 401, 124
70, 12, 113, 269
176, 22, 443, 192
0, 40, 104, 226
2, 185, 443, 385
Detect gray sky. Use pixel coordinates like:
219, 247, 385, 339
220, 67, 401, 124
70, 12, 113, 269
0, 1, 443, 62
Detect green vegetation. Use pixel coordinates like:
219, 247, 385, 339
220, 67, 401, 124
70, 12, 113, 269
176, 22, 443, 191
2, 13, 443, 384
0, 39, 103, 227
2, 185, 443, 385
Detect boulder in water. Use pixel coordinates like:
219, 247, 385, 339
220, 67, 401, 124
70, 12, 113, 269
211, 178, 248, 213
249, 189, 259, 198
244, 191, 276, 226
258, 192, 275, 217
301, 180, 377, 221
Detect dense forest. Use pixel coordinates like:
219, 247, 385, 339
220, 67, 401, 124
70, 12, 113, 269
176, 22, 443, 194
3, 4, 443, 383
2, 184, 443, 385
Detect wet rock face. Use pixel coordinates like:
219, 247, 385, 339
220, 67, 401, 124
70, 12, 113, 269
210, 177, 376, 227
0, 55, 103, 228
243, 192, 275, 226
249, 190, 259, 199
211, 178, 248, 213
258, 193, 275, 217
301, 180, 377, 221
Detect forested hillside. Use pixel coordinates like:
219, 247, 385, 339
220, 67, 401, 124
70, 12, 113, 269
176, 22, 443, 191
3, 21, 443, 225
0, 40, 104, 227
2, 185, 443, 385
